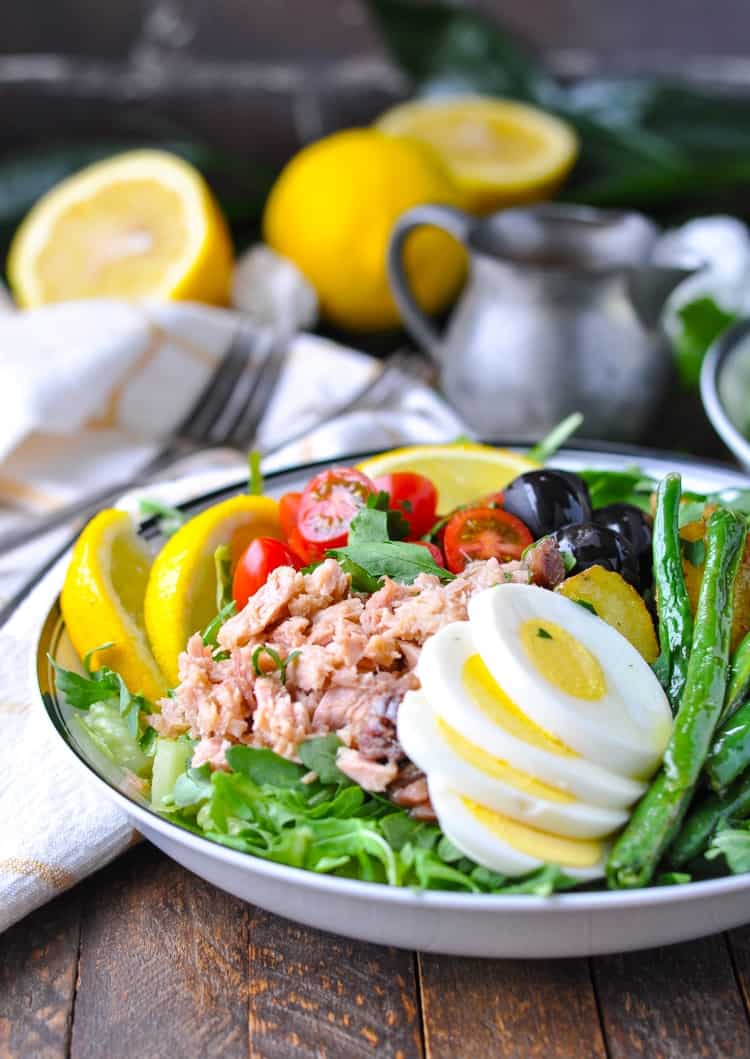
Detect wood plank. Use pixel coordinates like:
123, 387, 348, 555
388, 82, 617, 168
246, 908, 422, 1059
418, 954, 606, 1059
592, 933, 750, 1059
0, 886, 81, 1059
69, 843, 250, 1059
726, 924, 750, 1020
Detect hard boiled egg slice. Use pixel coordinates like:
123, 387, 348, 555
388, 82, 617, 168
468, 584, 672, 779
417, 622, 646, 809
429, 780, 608, 881
398, 690, 627, 839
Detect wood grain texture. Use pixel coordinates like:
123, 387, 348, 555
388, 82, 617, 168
69, 843, 250, 1059
246, 908, 422, 1059
418, 953, 606, 1059
592, 934, 750, 1059
0, 887, 80, 1059
727, 925, 750, 1020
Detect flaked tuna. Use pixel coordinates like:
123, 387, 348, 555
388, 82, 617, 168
151, 553, 544, 811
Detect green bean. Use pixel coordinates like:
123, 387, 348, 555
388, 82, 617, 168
669, 765, 750, 867
700, 630, 750, 791
664, 509, 746, 788
705, 699, 750, 791
607, 507, 745, 889
723, 629, 750, 722
652, 474, 694, 713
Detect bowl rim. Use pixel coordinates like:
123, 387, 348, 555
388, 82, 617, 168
35, 442, 750, 914
701, 316, 750, 468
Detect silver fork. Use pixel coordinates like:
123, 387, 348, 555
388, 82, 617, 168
0, 320, 288, 556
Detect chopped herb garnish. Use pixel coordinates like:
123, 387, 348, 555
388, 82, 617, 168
328, 504, 452, 587
202, 599, 236, 647
537, 627, 553, 639
527, 412, 583, 464
247, 450, 264, 496
561, 549, 577, 574
574, 598, 598, 616
138, 498, 186, 537
251, 644, 300, 683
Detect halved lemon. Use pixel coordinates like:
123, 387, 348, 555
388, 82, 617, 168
8, 149, 233, 308
60, 509, 166, 702
144, 495, 281, 686
376, 96, 578, 214
358, 442, 538, 512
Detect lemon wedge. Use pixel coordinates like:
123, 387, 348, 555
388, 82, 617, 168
358, 443, 538, 512
144, 495, 281, 686
61, 509, 166, 702
8, 149, 233, 308
376, 96, 578, 214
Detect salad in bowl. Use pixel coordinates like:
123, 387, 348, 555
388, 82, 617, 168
48, 434, 750, 898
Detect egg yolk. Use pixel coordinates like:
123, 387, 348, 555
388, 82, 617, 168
462, 654, 577, 757
519, 619, 606, 701
462, 797, 604, 868
436, 717, 574, 803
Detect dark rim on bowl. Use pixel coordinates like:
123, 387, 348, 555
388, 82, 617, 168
701, 317, 750, 469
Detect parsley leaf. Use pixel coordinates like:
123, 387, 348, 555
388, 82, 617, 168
574, 599, 598, 616
365, 491, 410, 540
328, 540, 453, 586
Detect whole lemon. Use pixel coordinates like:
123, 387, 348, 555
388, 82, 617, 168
263, 129, 466, 332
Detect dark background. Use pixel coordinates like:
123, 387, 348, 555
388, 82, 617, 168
2, 0, 750, 164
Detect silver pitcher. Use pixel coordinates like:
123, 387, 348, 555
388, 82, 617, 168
388, 203, 699, 441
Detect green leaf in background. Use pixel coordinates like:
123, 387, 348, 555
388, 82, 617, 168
366, 0, 558, 103
673, 296, 738, 388
365, 0, 750, 218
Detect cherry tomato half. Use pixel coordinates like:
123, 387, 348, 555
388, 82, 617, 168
443, 506, 533, 574
279, 491, 302, 538
232, 537, 301, 610
412, 540, 446, 567
373, 472, 438, 538
298, 466, 376, 556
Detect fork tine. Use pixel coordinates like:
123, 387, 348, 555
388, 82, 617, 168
176, 324, 261, 443
223, 341, 289, 450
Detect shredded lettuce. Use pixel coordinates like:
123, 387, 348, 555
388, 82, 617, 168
158, 738, 578, 895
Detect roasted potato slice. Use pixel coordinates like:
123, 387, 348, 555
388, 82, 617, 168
680, 519, 750, 652
556, 565, 659, 662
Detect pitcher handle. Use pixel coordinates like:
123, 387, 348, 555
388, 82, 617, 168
388, 204, 472, 353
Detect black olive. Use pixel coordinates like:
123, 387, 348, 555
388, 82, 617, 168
502, 470, 592, 539
593, 503, 653, 585
551, 522, 641, 588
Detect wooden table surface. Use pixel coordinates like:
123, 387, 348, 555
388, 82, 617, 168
3, 840, 750, 1058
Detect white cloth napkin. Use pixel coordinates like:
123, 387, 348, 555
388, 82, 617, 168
0, 299, 463, 932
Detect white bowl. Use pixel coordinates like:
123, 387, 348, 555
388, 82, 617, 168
36, 446, 750, 958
